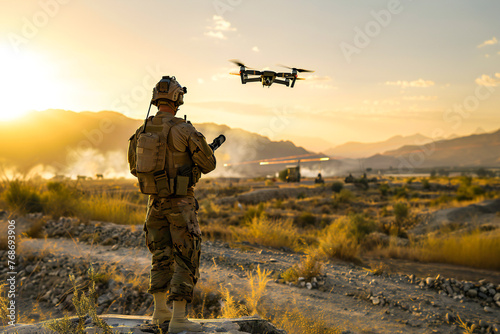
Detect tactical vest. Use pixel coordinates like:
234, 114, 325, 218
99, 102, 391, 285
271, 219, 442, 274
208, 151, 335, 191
134, 116, 192, 197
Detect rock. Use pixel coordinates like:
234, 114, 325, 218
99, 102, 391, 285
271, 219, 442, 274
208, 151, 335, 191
467, 289, 478, 298
371, 297, 380, 305
306, 283, 312, 290
478, 292, 488, 300
493, 292, 500, 301
425, 277, 435, 286
484, 306, 493, 313
298, 277, 305, 282
300, 281, 306, 288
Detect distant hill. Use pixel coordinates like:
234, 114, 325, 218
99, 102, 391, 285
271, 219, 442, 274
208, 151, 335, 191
0, 109, 311, 177
324, 134, 432, 159
381, 129, 500, 168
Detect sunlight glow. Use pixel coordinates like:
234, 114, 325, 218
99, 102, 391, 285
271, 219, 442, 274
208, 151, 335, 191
0, 46, 65, 121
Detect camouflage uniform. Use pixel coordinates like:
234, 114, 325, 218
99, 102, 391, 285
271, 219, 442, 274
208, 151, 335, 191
131, 111, 216, 302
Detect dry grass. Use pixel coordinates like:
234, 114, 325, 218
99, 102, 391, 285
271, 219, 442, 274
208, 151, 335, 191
245, 265, 272, 314
218, 284, 249, 319
373, 229, 500, 270
316, 214, 376, 263
261, 301, 340, 334
282, 255, 324, 283
77, 193, 145, 225
0, 283, 10, 327
236, 216, 301, 251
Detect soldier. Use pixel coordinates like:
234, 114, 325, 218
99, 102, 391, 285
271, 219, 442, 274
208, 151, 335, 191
128, 76, 216, 333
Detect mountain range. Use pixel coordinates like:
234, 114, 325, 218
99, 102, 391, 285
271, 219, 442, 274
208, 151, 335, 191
0, 109, 498, 178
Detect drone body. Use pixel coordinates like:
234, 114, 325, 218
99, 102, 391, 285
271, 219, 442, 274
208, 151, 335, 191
230, 60, 313, 88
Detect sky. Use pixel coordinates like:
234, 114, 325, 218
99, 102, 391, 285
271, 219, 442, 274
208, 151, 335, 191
1, 0, 499, 151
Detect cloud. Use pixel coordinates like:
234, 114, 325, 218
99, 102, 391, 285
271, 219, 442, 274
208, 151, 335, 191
205, 31, 226, 40
385, 79, 435, 88
402, 95, 438, 101
252, 46, 260, 52
205, 15, 236, 40
475, 73, 500, 86
478, 37, 498, 48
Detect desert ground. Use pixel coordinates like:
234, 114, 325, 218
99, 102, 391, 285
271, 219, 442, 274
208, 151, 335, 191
1, 175, 499, 333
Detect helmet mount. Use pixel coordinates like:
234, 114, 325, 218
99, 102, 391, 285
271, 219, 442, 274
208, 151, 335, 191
151, 76, 187, 107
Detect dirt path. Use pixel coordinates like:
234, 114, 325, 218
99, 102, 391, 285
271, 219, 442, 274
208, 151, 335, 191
19, 237, 500, 334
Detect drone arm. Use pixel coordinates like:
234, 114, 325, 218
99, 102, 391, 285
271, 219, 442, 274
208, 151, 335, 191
244, 77, 261, 83
274, 79, 290, 87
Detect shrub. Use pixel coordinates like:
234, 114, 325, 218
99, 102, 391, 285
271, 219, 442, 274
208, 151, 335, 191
282, 255, 324, 283
456, 184, 485, 201
334, 189, 354, 204
317, 214, 375, 263
3, 180, 43, 213
430, 195, 453, 206
378, 183, 390, 197
331, 181, 343, 193
243, 203, 266, 222
43, 181, 81, 218
393, 202, 409, 223
421, 178, 431, 190
393, 186, 408, 199
238, 216, 300, 250
294, 212, 316, 228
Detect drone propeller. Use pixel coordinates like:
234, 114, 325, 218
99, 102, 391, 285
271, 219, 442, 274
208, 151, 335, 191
278, 64, 314, 73
229, 72, 241, 76
230, 59, 250, 68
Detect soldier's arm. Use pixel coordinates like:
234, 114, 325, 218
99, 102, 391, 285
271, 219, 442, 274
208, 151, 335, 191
187, 130, 216, 174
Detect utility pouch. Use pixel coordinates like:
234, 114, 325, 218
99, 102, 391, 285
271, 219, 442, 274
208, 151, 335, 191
137, 173, 157, 194
154, 170, 171, 197
136, 132, 165, 173
192, 166, 201, 186
175, 175, 189, 196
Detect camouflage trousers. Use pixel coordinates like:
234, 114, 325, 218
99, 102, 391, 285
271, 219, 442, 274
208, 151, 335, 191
144, 195, 201, 303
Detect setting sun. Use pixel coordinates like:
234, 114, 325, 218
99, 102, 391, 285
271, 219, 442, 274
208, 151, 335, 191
0, 46, 65, 121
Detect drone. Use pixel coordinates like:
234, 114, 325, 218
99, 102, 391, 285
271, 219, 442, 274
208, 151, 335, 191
229, 60, 314, 88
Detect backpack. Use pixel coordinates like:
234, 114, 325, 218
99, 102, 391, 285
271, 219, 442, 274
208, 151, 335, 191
128, 117, 190, 197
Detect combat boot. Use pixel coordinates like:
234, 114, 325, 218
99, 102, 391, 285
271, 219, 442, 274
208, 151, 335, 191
168, 299, 202, 333
152, 292, 172, 325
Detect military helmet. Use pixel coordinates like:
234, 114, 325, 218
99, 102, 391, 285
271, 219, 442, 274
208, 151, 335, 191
151, 76, 187, 107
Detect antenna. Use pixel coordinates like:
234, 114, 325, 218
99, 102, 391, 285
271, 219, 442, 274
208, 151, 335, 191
141, 102, 153, 134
